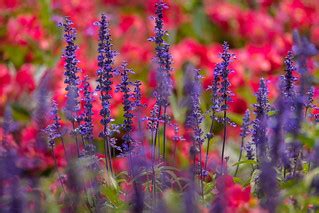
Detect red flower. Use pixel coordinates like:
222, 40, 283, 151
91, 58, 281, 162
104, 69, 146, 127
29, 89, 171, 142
7, 15, 45, 47
0, 0, 20, 10
215, 175, 251, 210
15, 64, 35, 93
0, 64, 11, 98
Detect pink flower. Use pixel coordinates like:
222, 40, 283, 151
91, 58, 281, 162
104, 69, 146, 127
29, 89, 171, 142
215, 175, 251, 210
15, 64, 35, 93
7, 15, 45, 46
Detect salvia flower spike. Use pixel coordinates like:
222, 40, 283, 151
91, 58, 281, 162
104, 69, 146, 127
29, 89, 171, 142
219, 41, 235, 171
95, 13, 117, 173
79, 76, 95, 154
149, 0, 173, 160
252, 78, 270, 163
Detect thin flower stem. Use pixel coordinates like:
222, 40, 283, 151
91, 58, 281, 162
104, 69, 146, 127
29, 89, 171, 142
173, 140, 177, 160
103, 138, 110, 172
50, 147, 66, 195
221, 109, 227, 174
106, 136, 113, 174
234, 136, 245, 177
58, 129, 68, 162
153, 106, 162, 159
162, 106, 167, 160
72, 121, 80, 157
199, 145, 204, 198
204, 113, 215, 171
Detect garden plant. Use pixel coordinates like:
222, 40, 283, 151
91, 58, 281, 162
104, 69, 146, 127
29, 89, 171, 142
1, 0, 319, 212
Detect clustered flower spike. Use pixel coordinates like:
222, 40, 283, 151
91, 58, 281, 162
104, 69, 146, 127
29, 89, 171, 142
282, 51, 297, 98
44, 100, 62, 148
59, 18, 81, 121
305, 87, 315, 110
116, 64, 135, 153
186, 68, 204, 146
208, 63, 222, 114
95, 14, 117, 138
149, 0, 173, 107
254, 78, 270, 119
218, 42, 234, 112
292, 30, 318, 74
79, 76, 94, 148
252, 78, 270, 162
240, 110, 251, 138
132, 81, 143, 109
245, 142, 255, 160
147, 104, 160, 133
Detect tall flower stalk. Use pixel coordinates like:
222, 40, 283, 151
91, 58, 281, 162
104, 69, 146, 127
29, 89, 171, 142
95, 14, 117, 174
218, 42, 234, 171
185, 68, 204, 194
290, 30, 317, 176
204, 63, 222, 171
116, 63, 135, 155
149, 0, 173, 160
59, 18, 81, 157
252, 78, 270, 163
79, 76, 95, 155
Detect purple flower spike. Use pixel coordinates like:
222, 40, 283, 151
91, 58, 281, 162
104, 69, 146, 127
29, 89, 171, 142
95, 14, 116, 132
59, 17, 81, 124
282, 51, 297, 99
149, 0, 173, 107
79, 76, 95, 154
44, 100, 62, 148
116, 63, 135, 153
293, 30, 318, 74
218, 41, 235, 113
252, 78, 270, 162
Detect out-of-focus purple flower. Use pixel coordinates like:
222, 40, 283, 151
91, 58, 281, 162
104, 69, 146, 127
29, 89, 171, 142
259, 161, 278, 212
292, 30, 318, 74
304, 87, 315, 110
269, 91, 286, 165
185, 68, 204, 178
44, 100, 62, 148
252, 78, 270, 162
282, 51, 297, 99
1, 105, 19, 149
149, 0, 172, 108
245, 142, 255, 160
34, 73, 51, 151
186, 68, 204, 145
240, 109, 251, 138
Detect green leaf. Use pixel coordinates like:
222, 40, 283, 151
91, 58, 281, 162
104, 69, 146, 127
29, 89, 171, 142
11, 103, 31, 122
232, 160, 257, 167
4, 45, 28, 67
298, 134, 316, 148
